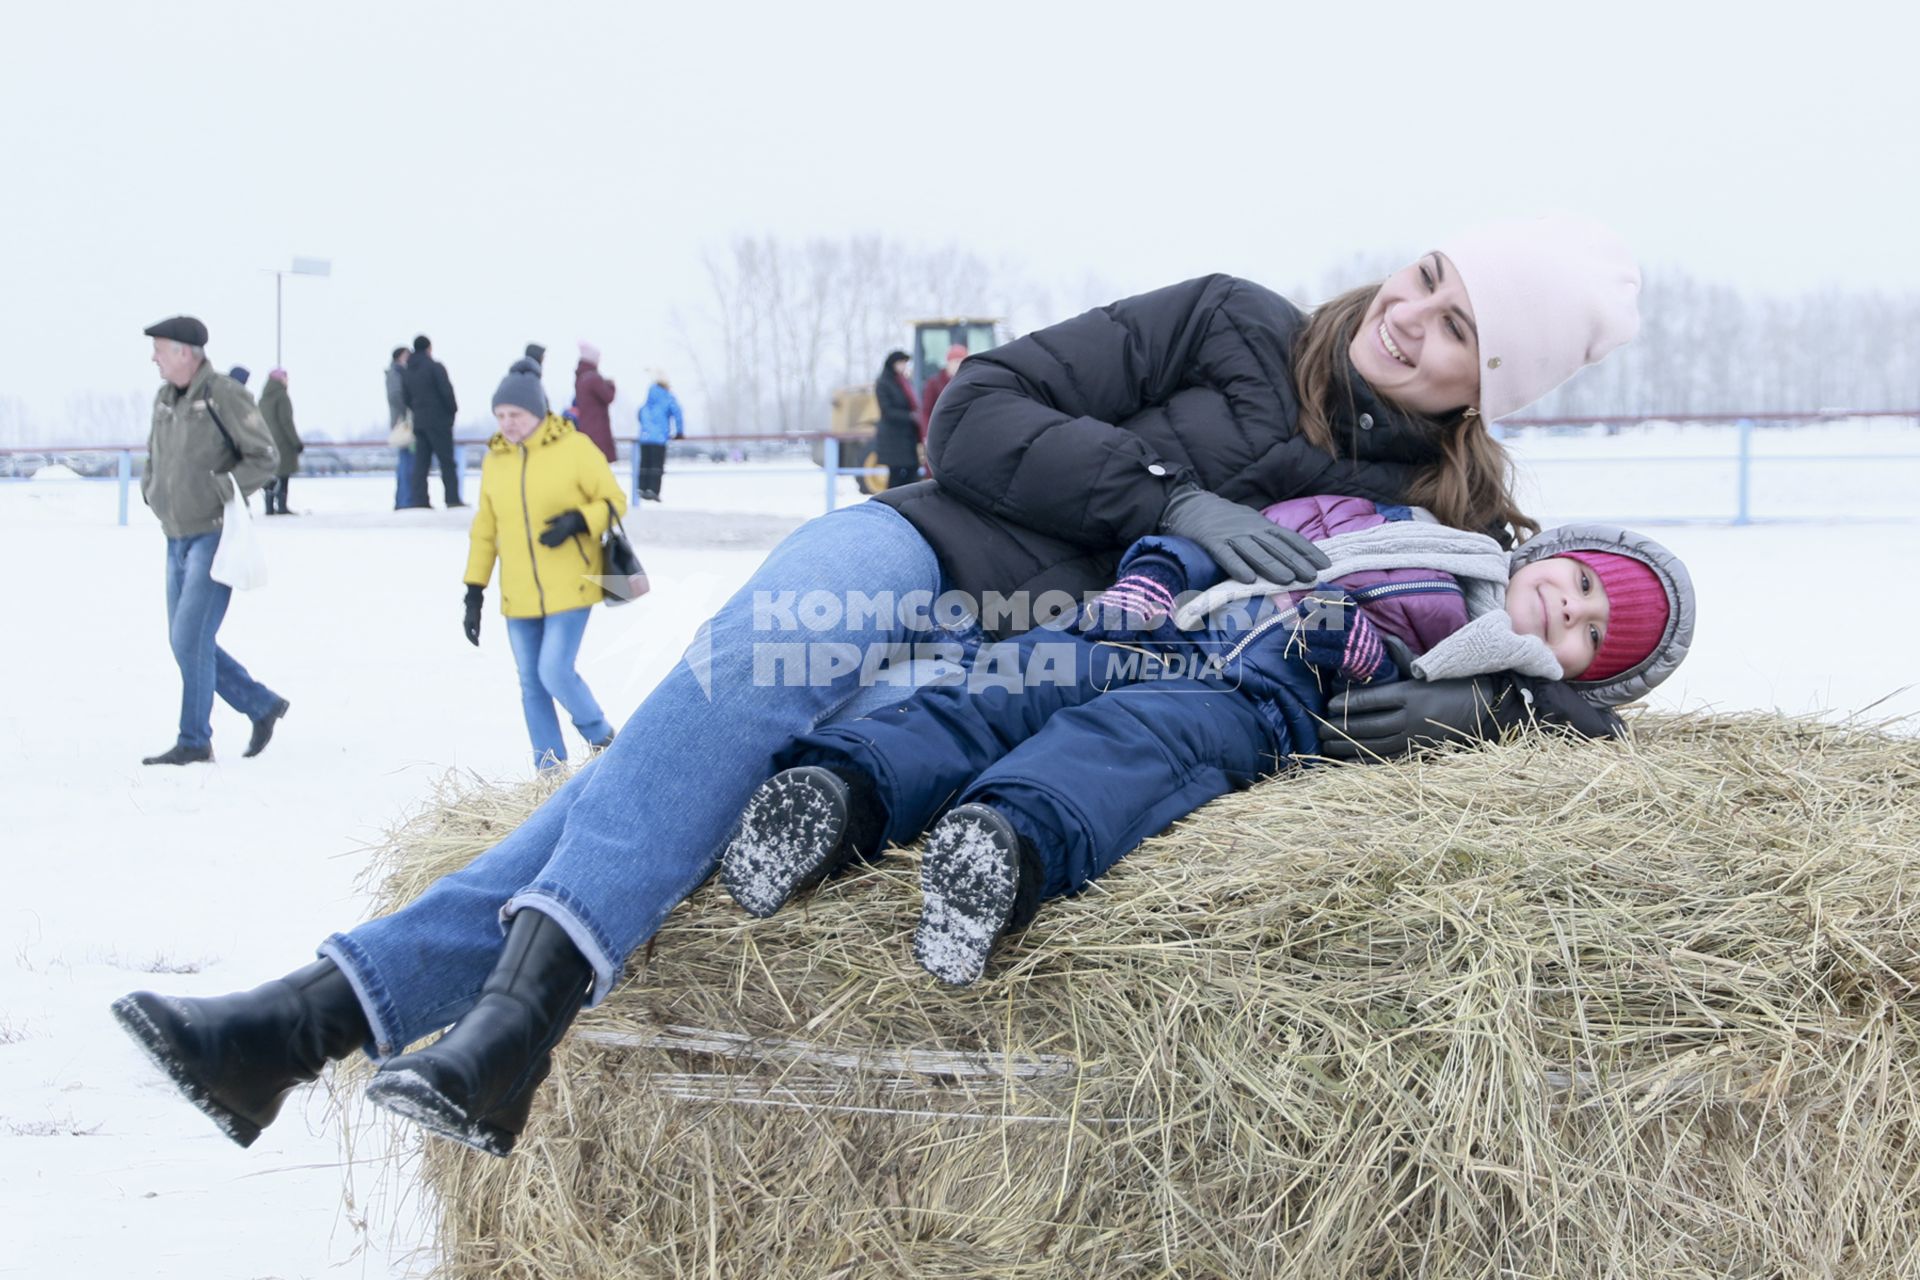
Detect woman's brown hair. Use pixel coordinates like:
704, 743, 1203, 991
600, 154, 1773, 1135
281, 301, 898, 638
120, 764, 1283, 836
1293, 283, 1539, 541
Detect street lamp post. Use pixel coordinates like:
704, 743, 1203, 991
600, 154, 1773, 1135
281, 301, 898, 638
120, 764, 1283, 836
265, 256, 332, 365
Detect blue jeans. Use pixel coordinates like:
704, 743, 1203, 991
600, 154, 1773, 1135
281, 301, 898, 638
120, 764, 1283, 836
505, 607, 613, 769
394, 446, 413, 508
322, 501, 981, 1057
164, 532, 280, 750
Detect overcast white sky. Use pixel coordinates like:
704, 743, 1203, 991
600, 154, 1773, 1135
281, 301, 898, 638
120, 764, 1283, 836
4, 0, 1916, 439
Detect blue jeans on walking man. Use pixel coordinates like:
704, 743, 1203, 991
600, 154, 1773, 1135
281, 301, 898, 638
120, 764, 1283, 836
394, 446, 414, 509
505, 606, 615, 770
322, 501, 980, 1057
165, 532, 282, 751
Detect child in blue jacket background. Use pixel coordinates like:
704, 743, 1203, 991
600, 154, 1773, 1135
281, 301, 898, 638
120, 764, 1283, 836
723, 496, 1696, 986
635, 373, 685, 501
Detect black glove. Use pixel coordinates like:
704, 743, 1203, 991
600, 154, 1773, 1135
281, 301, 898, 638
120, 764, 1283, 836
1319, 675, 1502, 759
463, 585, 484, 646
1157, 484, 1330, 585
538, 510, 589, 547
1319, 673, 1624, 760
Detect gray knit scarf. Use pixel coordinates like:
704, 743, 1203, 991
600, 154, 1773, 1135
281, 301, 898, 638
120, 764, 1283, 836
1171, 521, 1564, 682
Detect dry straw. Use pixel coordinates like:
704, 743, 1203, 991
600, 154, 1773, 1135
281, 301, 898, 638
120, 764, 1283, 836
352, 713, 1920, 1278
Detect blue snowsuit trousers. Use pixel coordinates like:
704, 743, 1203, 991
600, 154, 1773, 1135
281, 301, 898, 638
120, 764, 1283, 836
783, 628, 1285, 901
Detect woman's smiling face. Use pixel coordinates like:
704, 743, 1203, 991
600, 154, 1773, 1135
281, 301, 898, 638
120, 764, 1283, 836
1347, 252, 1482, 417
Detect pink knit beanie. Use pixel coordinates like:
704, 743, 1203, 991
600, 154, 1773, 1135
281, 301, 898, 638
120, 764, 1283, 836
1439, 214, 1641, 422
579, 340, 601, 364
1562, 549, 1668, 683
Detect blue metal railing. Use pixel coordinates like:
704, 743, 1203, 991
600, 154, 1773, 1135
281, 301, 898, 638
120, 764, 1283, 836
0, 435, 892, 526
6, 416, 1916, 527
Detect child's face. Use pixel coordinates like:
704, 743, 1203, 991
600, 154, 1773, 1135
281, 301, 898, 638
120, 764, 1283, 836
1506, 556, 1610, 679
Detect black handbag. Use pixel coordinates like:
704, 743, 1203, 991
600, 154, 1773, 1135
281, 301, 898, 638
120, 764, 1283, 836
600, 499, 649, 605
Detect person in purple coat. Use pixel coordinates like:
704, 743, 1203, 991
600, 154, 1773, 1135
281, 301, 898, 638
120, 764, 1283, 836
572, 342, 617, 464
722, 495, 1697, 985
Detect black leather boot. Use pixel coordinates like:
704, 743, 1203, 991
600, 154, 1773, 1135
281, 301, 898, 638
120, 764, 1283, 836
111, 959, 368, 1147
364, 909, 592, 1157
142, 743, 213, 766
244, 698, 291, 759
721, 765, 886, 918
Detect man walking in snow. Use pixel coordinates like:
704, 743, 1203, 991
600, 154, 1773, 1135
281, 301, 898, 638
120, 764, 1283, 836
139, 315, 291, 765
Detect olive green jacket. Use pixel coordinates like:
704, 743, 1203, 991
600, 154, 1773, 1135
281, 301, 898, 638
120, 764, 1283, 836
258, 377, 305, 479
142, 361, 279, 538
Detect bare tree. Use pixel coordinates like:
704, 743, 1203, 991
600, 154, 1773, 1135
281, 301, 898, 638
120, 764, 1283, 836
0, 397, 36, 447
63, 392, 151, 446
677, 234, 1020, 436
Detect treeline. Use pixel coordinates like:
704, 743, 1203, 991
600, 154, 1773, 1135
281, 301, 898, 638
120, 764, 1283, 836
7, 244, 1915, 448
682, 237, 1920, 432
670, 235, 1063, 436
1520, 273, 1920, 418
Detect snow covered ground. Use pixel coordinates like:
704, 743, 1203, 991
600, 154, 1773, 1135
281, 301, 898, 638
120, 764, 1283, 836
2, 429, 1915, 1278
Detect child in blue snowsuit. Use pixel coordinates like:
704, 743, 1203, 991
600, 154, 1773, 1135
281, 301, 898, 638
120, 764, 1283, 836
722, 495, 1696, 985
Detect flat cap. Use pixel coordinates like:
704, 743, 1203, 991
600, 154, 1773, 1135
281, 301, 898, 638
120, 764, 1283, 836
144, 315, 209, 346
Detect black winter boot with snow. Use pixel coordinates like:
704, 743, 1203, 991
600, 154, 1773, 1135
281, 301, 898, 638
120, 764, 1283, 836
721, 765, 886, 918
364, 908, 592, 1158
110, 959, 368, 1147
913, 803, 1046, 987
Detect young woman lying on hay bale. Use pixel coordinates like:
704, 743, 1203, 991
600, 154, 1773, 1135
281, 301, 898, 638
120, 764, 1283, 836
111, 215, 1643, 1158
725, 506, 1694, 985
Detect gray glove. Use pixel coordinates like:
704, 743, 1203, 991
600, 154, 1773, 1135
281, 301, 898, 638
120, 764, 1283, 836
1157, 485, 1331, 585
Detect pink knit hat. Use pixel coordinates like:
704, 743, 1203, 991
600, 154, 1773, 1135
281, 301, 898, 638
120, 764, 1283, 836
1562, 550, 1668, 683
1439, 214, 1641, 422
945, 343, 969, 362
579, 340, 601, 364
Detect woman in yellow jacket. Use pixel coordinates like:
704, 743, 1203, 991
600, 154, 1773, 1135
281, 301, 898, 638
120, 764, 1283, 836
463, 358, 628, 768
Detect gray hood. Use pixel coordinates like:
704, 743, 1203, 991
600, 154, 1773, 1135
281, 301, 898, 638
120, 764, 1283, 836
1510, 523, 1696, 706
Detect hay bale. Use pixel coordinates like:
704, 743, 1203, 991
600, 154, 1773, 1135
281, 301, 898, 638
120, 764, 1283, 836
358, 714, 1920, 1279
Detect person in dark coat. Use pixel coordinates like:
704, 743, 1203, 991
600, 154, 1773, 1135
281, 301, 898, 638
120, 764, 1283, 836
403, 334, 463, 508
916, 343, 967, 441
872, 350, 921, 491
572, 342, 618, 464
111, 217, 1645, 1161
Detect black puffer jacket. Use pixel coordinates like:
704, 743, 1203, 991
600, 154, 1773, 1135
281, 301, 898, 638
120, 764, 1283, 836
876, 274, 1448, 627
402, 351, 459, 434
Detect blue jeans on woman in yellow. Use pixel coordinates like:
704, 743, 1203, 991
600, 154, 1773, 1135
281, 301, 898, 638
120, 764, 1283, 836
504, 606, 613, 769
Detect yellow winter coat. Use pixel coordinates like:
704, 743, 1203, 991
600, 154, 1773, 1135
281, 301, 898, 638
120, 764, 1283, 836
464, 416, 629, 618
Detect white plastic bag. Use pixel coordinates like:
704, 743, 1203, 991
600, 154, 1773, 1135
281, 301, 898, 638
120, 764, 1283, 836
209, 473, 268, 590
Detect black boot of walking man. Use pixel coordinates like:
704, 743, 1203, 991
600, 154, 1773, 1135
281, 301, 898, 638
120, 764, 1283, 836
244, 697, 291, 758
111, 959, 369, 1147
365, 908, 592, 1158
